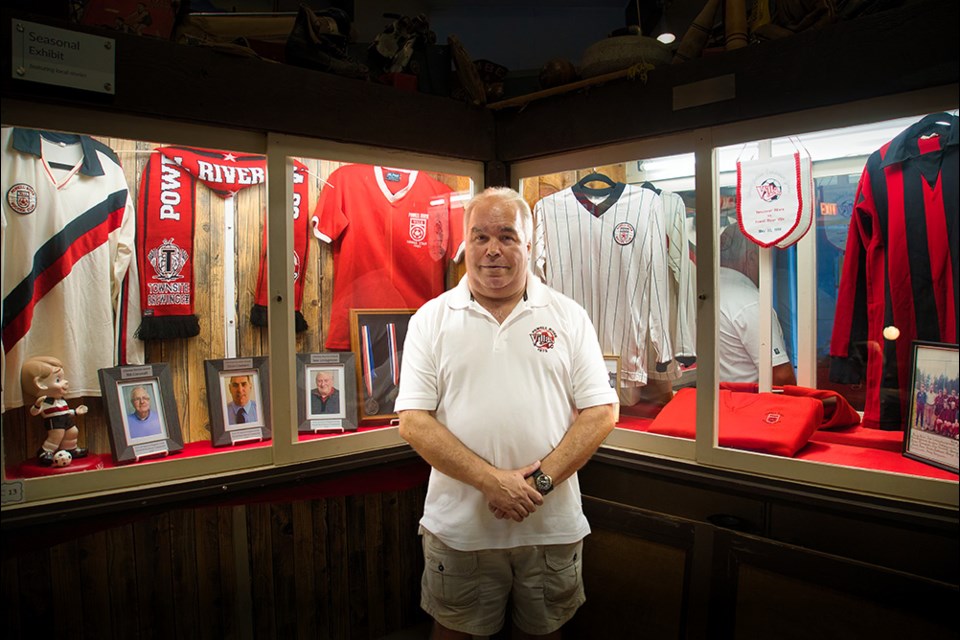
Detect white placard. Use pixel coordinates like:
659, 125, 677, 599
11, 20, 116, 94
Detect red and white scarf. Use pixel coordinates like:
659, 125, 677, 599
136, 146, 309, 338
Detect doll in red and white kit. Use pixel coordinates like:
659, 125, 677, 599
21, 356, 89, 466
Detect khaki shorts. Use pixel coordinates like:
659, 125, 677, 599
420, 529, 585, 636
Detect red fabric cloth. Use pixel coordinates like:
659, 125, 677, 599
647, 387, 823, 457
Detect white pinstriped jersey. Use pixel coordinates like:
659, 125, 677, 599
533, 183, 673, 385
646, 189, 697, 381
2, 128, 144, 410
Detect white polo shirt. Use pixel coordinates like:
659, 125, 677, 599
718, 267, 791, 382
396, 275, 618, 551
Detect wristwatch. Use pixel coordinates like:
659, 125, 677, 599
531, 468, 554, 495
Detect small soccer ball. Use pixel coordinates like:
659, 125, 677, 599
52, 450, 73, 467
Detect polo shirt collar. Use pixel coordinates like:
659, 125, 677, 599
448, 271, 550, 310
880, 112, 958, 168
11, 127, 105, 177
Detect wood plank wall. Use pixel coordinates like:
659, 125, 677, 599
2, 135, 469, 466
2, 481, 429, 640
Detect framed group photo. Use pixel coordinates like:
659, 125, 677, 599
296, 352, 358, 433
204, 357, 271, 446
99, 363, 183, 463
903, 341, 959, 474
349, 309, 416, 423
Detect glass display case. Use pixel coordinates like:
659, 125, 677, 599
0, 102, 481, 510
513, 88, 958, 509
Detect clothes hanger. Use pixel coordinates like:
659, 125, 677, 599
575, 170, 619, 197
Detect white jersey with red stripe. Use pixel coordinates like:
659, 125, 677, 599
2, 127, 144, 410
311, 164, 461, 350
532, 183, 673, 385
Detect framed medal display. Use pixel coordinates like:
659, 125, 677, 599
349, 309, 416, 424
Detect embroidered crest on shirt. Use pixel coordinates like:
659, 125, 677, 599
765, 412, 782, 424
530, 326, 557, 352
408, 212, 428, 247
613, 222, 636, 246
7, 183, 37, 214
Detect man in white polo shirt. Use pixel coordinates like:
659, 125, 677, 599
396, 187, 618, 639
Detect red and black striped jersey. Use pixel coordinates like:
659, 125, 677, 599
830, 112, 958, 429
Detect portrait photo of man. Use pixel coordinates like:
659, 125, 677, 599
122, 382, 165, 440
309, 368, 343, 417
224, 373, 260, 427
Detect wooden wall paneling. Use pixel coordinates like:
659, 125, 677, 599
711, 529, 959, 639
347, 493, 370, 638
570, 497, 697, 639
169, 508, 202, 639
105, 524, 139, 638
328, 494, 351, 639
267, 502, 297, 639
0, 554, 22, 638
309, 498, 333, 639
10, 548, 50, 637
291, 499, 320, 638
235, 186, 265, 358
364, 492, 387, 638
76, 528, 112, 639
246, 502, 276, 639
380, 490, 404, 632
48, 538, 81, 638
132, 512, 176, 640
219, 505, 246, 640
193, 505, 226, 639
397, 482, 427, 629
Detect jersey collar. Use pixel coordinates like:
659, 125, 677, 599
880, 112, 958, 168
11, 128, 106, 177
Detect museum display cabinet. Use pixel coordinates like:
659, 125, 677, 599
2, 2, 958, 638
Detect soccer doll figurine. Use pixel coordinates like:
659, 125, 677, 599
21, 356, 89, 466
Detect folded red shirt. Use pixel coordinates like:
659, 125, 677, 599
719, 382, 861, 430
648, 387, 824, 457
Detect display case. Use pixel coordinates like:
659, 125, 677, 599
0, 102, 482, 514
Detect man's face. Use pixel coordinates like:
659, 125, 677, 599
131, 388, 151, 418
316, 372, 334, 397
464, 200, 530, 301
230, 377, 251, 406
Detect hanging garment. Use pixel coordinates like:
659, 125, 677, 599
2, 127, 144, 410
830, 112, 959, 429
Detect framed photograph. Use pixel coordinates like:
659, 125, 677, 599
603, 355, 621, 394
349, 309, 416, 423
903, 341, 959, 474
98, 363, 183, 463
297, 352, 358, 433
204, 357, 271, 447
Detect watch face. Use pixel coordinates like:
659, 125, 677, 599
536, 473, 553, 494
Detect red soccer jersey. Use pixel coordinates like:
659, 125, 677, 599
311, 164, 462, 350
830, 112, 958, 429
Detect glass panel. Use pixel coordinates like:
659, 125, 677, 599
712, 110, 959, 482
1, 125, 274, 481
288, 157, 474, 441
519, 151, 698, 436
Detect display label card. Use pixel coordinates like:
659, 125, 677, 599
11, 20, 116, 94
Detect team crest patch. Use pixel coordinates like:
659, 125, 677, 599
7, 183, 37, 214
756, 178, 783, 202
764, 412, 782, 424
148, 238, 190, 281
613, 222, 636, 245
408, 212, 428, 246
529, 326, 557, 352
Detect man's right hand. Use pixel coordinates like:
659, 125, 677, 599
483, 460, 544, 522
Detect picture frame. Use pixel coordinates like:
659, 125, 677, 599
98, 363, 183, 463
204, 356, 271, 447
349, 309, 416, 423
297, 352, 358, 433
903, 341, 959, 474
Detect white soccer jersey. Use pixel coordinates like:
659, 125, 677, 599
533, 183, 673, 385
646, 188, 698, 381
2, 128, 144, 410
